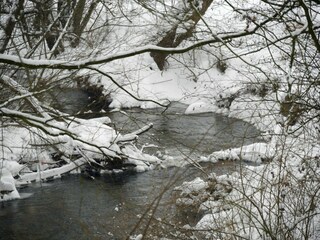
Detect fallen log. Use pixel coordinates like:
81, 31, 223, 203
15, 157, 87, 186
13, 123, 155, 186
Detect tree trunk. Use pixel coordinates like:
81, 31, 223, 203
58, 0, 76, 27
0, 0, 25, 53
71, 0, 98, 48
151, 0, 213, 70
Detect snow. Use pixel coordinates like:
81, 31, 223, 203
1, 160, 24, 177
174, 140, 320, 239
174, 177, 209, 207
0, 168, 20, 201
121, 144, 161, 172
207, 142, 275, 164
0, 117, 162, 198
16, 158, 87, 186
129, 234, 143, 240
185, 101, 219, 114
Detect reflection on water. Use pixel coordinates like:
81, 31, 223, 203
0, 102, 262, 239
48, 88, 91, 114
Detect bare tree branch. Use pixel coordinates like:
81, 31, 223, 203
0, 27, 263, 69
298, 0, 320, 52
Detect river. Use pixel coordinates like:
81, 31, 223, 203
0, 101, 262, 239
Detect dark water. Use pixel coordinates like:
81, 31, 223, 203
106, 102, 261, 160
0, 100, 261, 239
48, 88, 91, 114
0, 162, 238, 240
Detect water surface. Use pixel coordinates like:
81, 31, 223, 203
106, 102, 261, 161
0, 102, 262, 239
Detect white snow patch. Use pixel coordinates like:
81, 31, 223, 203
0, 168, 20, 201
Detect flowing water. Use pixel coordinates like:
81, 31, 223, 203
0, 163, 237, 240
0, 97, 262, 239
105, 102, 261, 160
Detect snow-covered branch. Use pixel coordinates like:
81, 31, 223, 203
116, 123, 153, 143
0, 107, 120, 158
0, 28, 260, 70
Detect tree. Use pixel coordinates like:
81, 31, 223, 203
145, 0, 214, 70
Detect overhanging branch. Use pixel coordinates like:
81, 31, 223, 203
0, 28, 259, 70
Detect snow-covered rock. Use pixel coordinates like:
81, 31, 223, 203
207, 142, 275, 163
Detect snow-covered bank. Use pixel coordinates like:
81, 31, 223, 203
174, 139, 320, 239
176, 96, 319, 238
0, 168, 20, 201
0, 117, 161, 201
